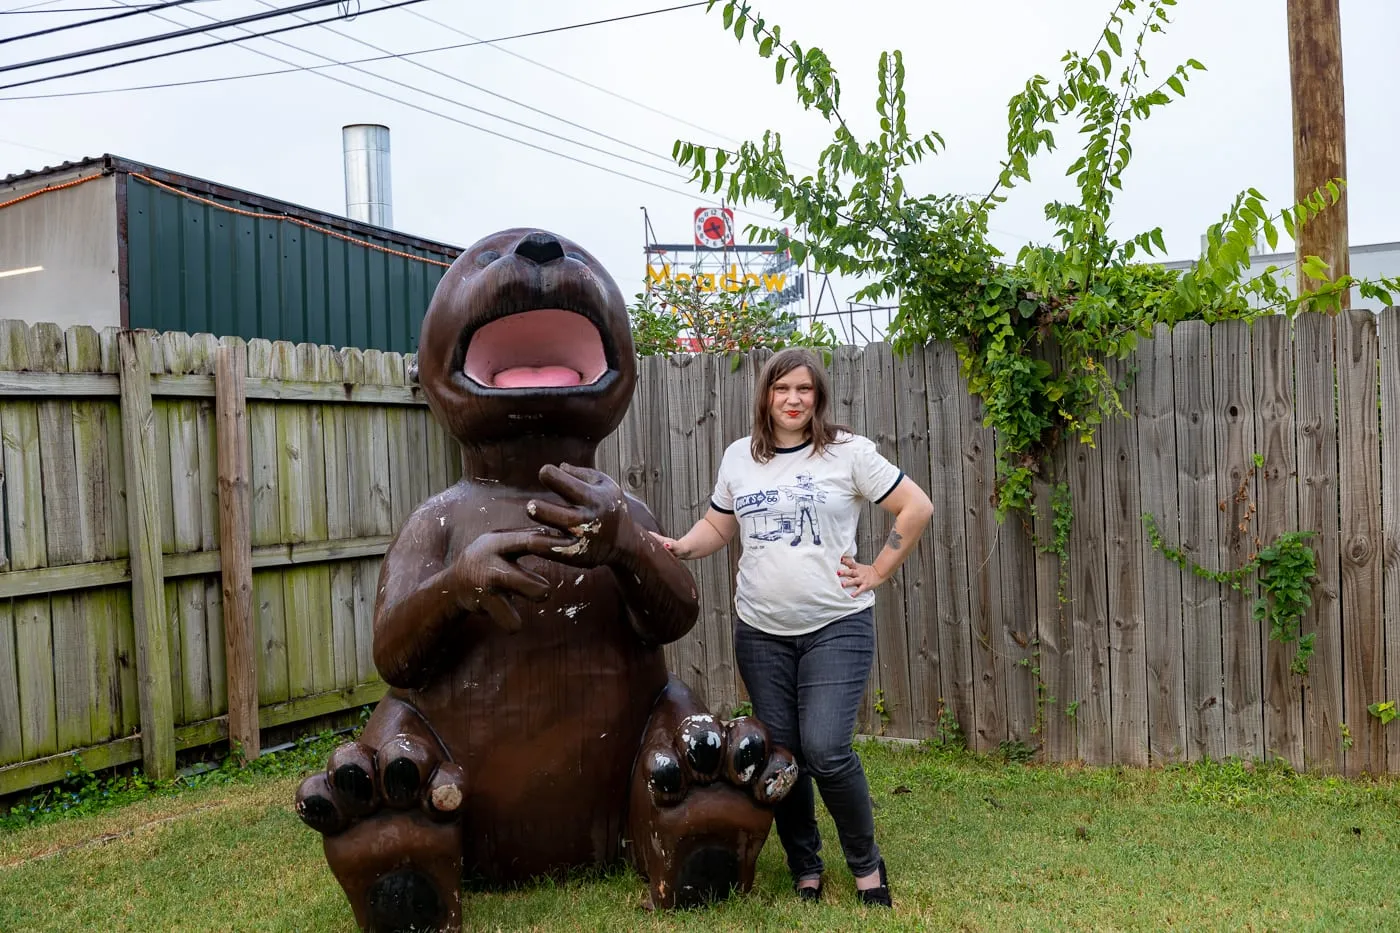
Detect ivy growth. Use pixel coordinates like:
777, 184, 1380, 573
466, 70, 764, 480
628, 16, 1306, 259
1142, 513, 1317, 674
677, 0, 1400, 542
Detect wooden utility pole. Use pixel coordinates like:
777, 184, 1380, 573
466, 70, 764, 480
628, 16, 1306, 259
1287, 0, 1350, 309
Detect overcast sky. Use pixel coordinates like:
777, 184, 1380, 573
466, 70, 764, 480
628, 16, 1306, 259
3, 0, 1397, 314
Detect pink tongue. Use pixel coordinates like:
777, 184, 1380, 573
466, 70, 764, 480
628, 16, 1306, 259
493, 365, 583, 388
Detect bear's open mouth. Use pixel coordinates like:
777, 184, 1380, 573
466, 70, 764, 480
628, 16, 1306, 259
461, 308, 608, 389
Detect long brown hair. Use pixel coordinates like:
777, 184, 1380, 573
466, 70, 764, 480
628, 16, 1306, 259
750, 348, 850, 463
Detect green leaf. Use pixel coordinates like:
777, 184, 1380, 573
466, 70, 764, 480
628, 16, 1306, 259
775, 56, 787, 83
1104, 29, 1122, 56
721, 1, 734, 29
1167, 75, 1184, 96
1301, 254, 1330, 282
1150, 228, 1166, 253
759, 36, 774, 57
1263, 219, 1279, 251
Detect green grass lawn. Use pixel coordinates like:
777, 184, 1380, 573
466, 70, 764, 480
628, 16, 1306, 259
3, 738, 1399, 931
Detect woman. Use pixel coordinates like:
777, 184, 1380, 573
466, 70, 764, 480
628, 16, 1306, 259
653, 347, 934, 906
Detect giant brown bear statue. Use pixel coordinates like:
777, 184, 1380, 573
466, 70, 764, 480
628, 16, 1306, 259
295, 228, 798, 932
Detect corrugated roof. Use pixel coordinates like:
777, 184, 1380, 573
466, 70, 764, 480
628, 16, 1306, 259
1, 153, 462, 258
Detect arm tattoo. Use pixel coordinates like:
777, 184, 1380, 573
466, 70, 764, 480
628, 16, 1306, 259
885, 527, 904, 551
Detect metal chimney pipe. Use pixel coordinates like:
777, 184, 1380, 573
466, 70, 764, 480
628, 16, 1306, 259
342, 123, 393, 228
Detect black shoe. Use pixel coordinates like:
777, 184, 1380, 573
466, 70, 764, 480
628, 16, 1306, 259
855, 859, 892, 908
794, 878, 823, 903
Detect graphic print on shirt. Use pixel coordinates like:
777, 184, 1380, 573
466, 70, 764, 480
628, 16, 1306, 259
735, 473, 827, 548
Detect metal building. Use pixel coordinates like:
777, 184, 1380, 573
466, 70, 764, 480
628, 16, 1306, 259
0, 154, 460, 352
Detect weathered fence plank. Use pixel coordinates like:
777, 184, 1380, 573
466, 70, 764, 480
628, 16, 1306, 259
32, 323, 92, 755
247, 339, 290, 705
193, 333, 225, 719
319, 346, 357, 692
216, 340, 258, 760
1126, 326, 1197, 767
1253, 314, 1304, 766
384, 351, 413, 531
341, 348, 377, 686
1103, 356, 1148, 767
1295, 312, 1344, 773
862, 343, 914, 738
1, 321, 57, 763
1213, 319, 1263, 760
147, 334, 184, 728
0, 316, 20, 754
165, 331, 212, 726
892, 345, 940, 736
99, 329, 138, 738
1337, 309, 1383, 775
1382, 308, 1400, 772
924, 342, 975, 745
274, 342, 313, 701
301, 344, 334, 697
1068, 411, 1111, 765
960, 389, 1005, 753
117, 330, 176, 781
1174, 321, 1225, 761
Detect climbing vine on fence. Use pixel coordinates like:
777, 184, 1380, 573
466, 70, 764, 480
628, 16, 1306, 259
1143, 513, 1318, 675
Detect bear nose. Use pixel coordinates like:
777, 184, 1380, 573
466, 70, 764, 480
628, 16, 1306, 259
514, 232, 565, 265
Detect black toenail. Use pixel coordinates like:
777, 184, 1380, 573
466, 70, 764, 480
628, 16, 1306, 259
333, 763, 375, 803
730, 732, 767, 783
382, 757, 421, 808
679, 717, 723, 782
297, 793, 339, 831
649, 751, 684, 798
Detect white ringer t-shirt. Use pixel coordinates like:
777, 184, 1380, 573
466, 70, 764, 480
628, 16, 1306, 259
710, 432, 903, 636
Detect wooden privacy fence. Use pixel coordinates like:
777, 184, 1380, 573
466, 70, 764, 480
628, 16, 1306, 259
3, 309, 1399, 795
0, 321, 462, 795
594, 308, 1400, 777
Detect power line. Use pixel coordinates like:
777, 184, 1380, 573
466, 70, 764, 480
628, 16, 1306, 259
249, 0, 679, 172
400, 6, 750, 151
1, 0, 360, 74
0, 0, 82, 13
0, 2, 707, 98
155, 0, 689, 180
0, 0, 428, 91
113, 0, 784, 226
1, 4, 174, 11
397, 6, 824, 178
1, 0, 204, 46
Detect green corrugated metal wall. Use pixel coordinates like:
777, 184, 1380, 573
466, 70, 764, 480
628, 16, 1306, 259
124, 176, 454, 352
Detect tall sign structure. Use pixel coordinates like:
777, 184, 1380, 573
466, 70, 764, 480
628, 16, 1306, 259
643, 207, 807, 318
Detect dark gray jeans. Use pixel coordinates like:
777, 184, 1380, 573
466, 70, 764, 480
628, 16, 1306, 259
734, 606, 880, 881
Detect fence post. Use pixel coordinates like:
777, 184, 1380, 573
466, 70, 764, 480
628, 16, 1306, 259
117, 330, 175, 781
216, 341, 258, 761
